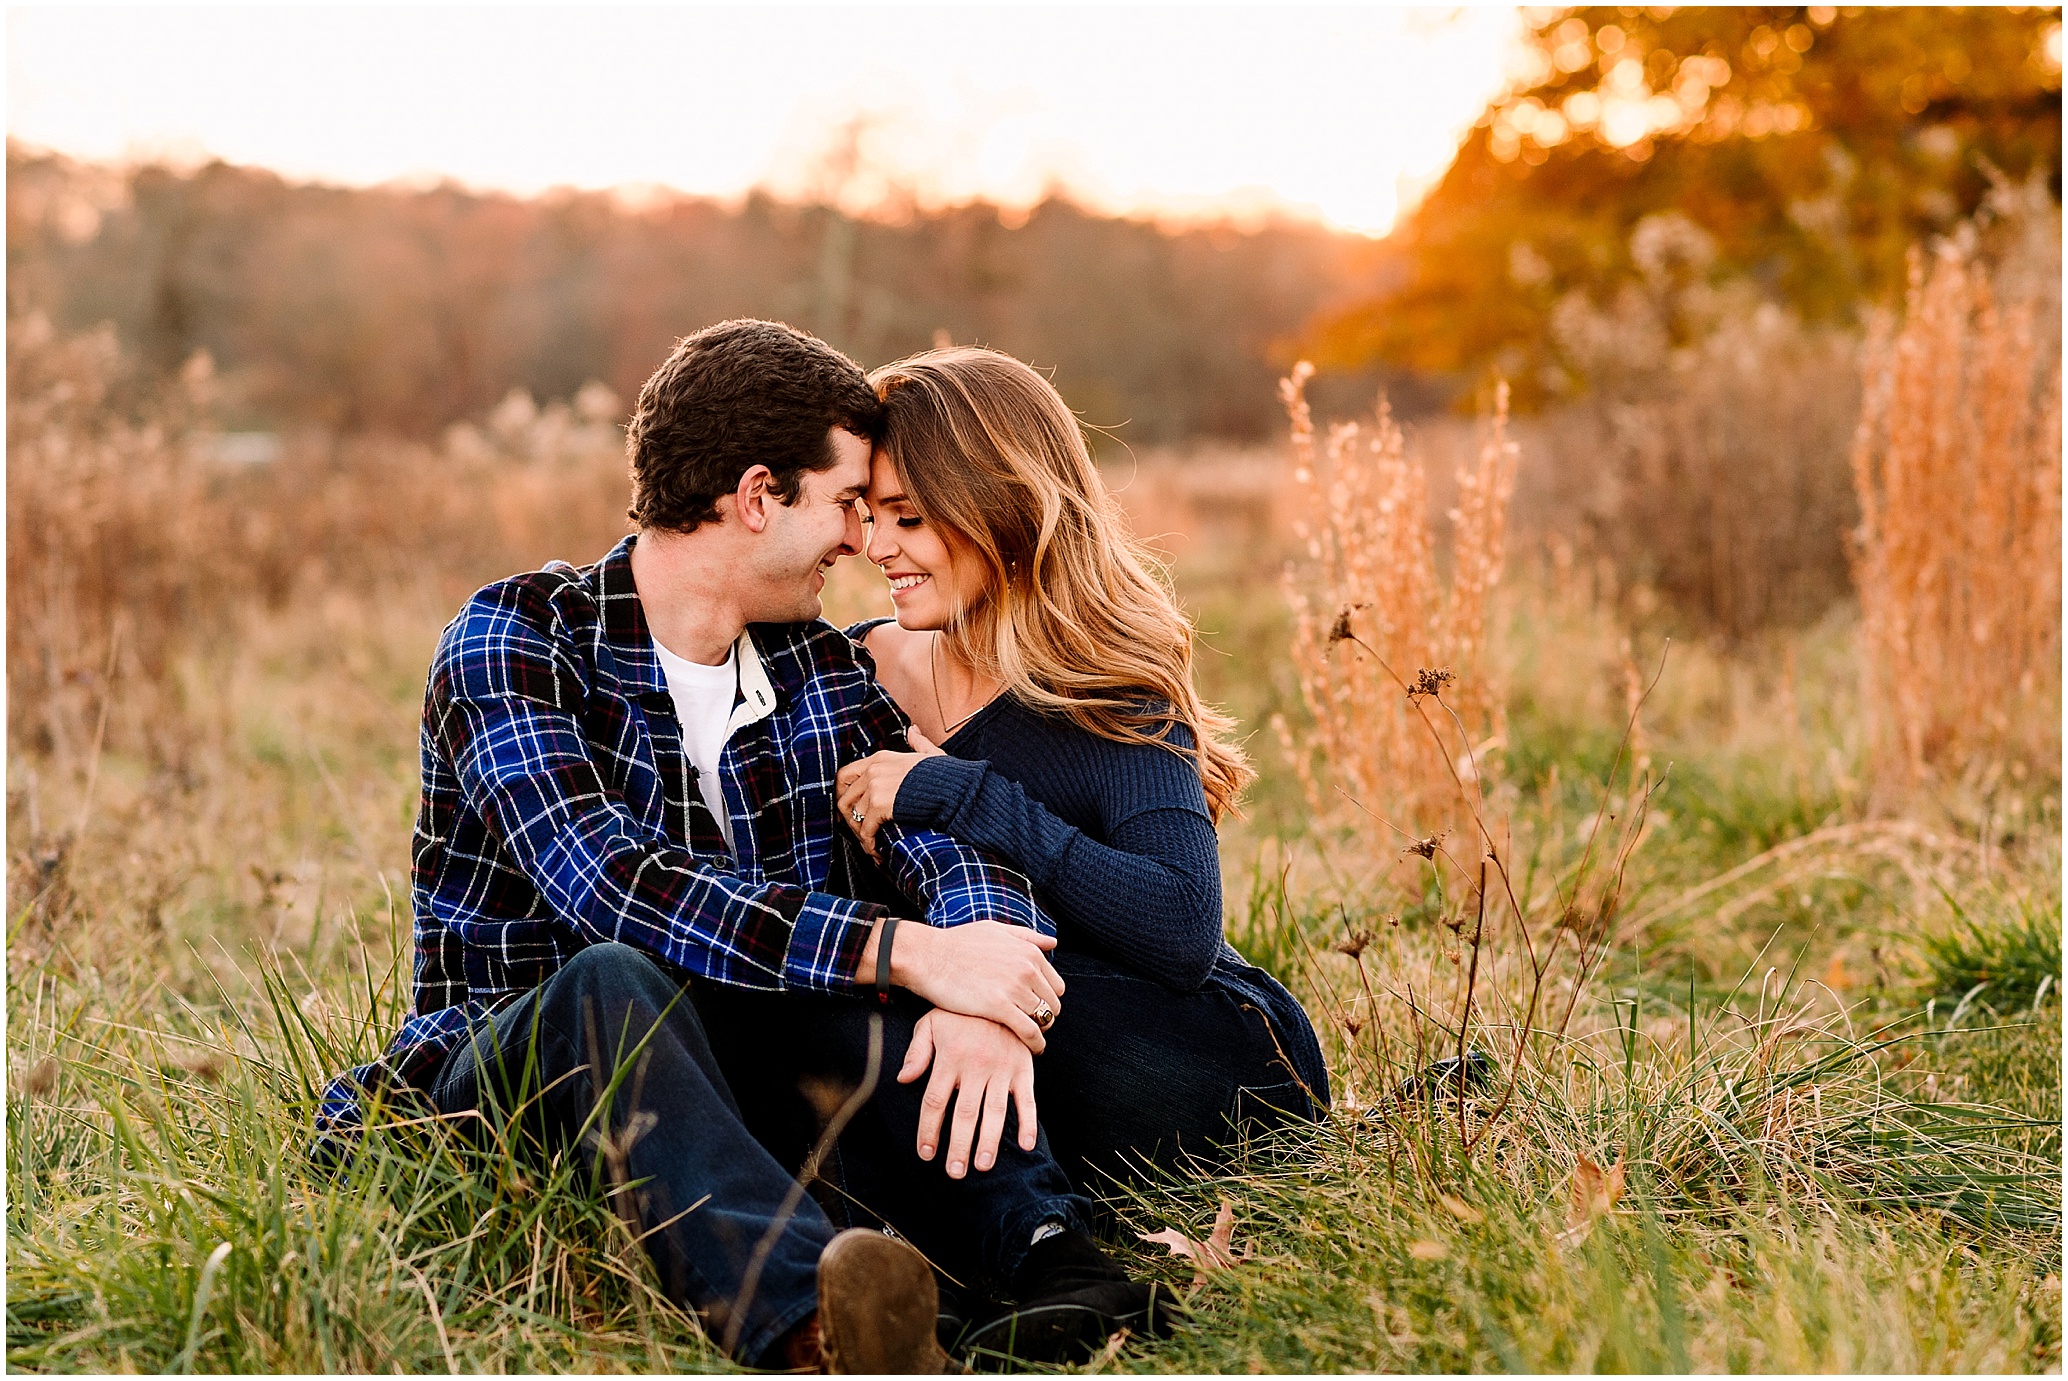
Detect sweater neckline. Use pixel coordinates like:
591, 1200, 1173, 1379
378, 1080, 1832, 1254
941, 693, 1012, 754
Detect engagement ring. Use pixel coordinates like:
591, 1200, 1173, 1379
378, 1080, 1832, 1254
1033, 1003, 1055, 1030
852, 808, 865, 823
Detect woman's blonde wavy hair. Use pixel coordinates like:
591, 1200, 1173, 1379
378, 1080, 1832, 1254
869, 347, 1254, 820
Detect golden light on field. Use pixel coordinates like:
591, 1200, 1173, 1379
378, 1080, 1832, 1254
6, 6, 1524, 235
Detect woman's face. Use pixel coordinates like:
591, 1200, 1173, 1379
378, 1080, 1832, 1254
863, 447, 988, 631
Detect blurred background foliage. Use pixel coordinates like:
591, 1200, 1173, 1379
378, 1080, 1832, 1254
4, 4, 2060, 647
1314, 4, 2062, 400
4, 148, 1385, 443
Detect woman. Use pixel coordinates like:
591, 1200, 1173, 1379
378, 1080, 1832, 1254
835, 346, 1328, 1189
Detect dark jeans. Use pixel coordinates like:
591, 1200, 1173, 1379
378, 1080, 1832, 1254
689, 982, 1093, 1294
427, 943, 1090, 1361
426, 944, 826, 1366
1034, 949, 1325, 1190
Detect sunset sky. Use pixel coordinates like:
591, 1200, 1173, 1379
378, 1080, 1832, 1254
6, 6, 1525, 235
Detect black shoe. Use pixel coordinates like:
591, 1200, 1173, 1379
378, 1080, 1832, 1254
958, 1229, 1187, 1365
936, 1281, 973, 1356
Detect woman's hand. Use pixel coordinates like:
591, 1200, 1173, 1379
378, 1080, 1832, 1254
897, 1009, 1039, 1177
873, 919, 1065, 1053
836, 727, 944, 860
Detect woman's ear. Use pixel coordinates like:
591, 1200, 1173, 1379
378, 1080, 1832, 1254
733, 464, 774, 533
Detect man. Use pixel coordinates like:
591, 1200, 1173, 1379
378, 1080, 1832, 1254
318, 319, 1177, 1370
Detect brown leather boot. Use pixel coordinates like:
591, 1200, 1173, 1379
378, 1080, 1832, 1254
816, 1229, 953, 1374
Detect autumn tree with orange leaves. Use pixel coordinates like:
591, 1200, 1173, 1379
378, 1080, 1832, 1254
1314, 5, 2062, 402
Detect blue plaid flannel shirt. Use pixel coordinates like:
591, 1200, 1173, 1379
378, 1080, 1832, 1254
315, 535, 1048, 1144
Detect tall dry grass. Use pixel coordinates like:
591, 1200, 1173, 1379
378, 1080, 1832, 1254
4, 317, 639, 968
1244, 355, 2056, 1303
1849, 228, 2063, 800
5, 316, 634, 771
1275, 364, 1518, 850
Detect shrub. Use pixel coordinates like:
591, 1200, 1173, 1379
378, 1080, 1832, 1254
1529, 215, 1864, 641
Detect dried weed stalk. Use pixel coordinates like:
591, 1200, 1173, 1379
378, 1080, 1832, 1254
1277, 364, 1518, 843
1849, 237, 2063, 797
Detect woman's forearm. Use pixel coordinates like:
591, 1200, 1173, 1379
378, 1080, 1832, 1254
898, 757, 1224, 990
1048, 811, 1223, 989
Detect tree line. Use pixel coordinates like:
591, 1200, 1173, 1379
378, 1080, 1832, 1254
5, 144, 1383, 443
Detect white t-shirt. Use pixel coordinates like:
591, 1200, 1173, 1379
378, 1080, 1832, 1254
652, 639, 739, 855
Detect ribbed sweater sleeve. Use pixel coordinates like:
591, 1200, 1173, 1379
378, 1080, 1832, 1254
894, 726, 1224, 991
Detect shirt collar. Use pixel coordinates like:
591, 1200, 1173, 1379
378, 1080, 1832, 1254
730, 630, 779, 733
595, 536, 666, 698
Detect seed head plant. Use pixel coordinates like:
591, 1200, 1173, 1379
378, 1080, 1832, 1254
1277, 364, 1517, 850
1849, 216, 2062, 803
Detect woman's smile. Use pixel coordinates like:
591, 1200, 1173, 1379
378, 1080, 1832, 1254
864, 447, 985, 630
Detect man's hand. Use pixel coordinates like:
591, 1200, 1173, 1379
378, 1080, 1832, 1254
835, 727, 945, 860
865, 919, 1064, 1053
898, 1009, 1038, 1178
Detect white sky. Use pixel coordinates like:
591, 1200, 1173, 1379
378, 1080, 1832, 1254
7, 5, 1526, 236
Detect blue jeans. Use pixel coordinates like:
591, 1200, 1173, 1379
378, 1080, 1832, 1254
1033, 949, 1328, 1191
687, 982, 1093, 1293
427, 943, 1090, 1360
426, 944, 826, 1365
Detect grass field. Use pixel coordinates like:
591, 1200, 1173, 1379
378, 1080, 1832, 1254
6, 275, 2062, 1370
7, 442, 2061, 1371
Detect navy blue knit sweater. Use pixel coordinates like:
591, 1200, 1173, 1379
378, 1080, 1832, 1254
860, 628, 1327, 1100
904, 695, 1222, 987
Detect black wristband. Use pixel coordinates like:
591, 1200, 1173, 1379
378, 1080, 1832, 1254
875, 915, 899, 1005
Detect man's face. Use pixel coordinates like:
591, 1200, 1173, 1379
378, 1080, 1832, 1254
745, 427, 872, 623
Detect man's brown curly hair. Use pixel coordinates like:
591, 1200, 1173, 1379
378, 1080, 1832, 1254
626, 319, 883, 533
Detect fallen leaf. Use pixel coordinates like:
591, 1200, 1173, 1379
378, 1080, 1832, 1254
20, 1056, 58, 1096
1198, 1198, 1244, 1268
1558, 1154, 1627, 1247
174, 1050, 226, 1082
1140, 1228, 1199, 1259
1408, 1239, 1448, 1261
1437, 1193, 1484, 1224
1087, 1326, 1131, 1370
1139, 1197, 1251, 1284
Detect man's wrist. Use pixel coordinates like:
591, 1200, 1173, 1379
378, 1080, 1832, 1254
858, 914, 932, 994
886, 917, 933, 991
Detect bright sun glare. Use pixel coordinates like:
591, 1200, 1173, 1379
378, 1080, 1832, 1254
6, 6, 1524, 236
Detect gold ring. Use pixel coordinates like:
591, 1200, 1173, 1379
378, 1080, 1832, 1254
1033, 1003, 1055, 1030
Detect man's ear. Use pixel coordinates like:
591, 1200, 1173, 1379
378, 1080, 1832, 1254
732, 464, 775, 533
